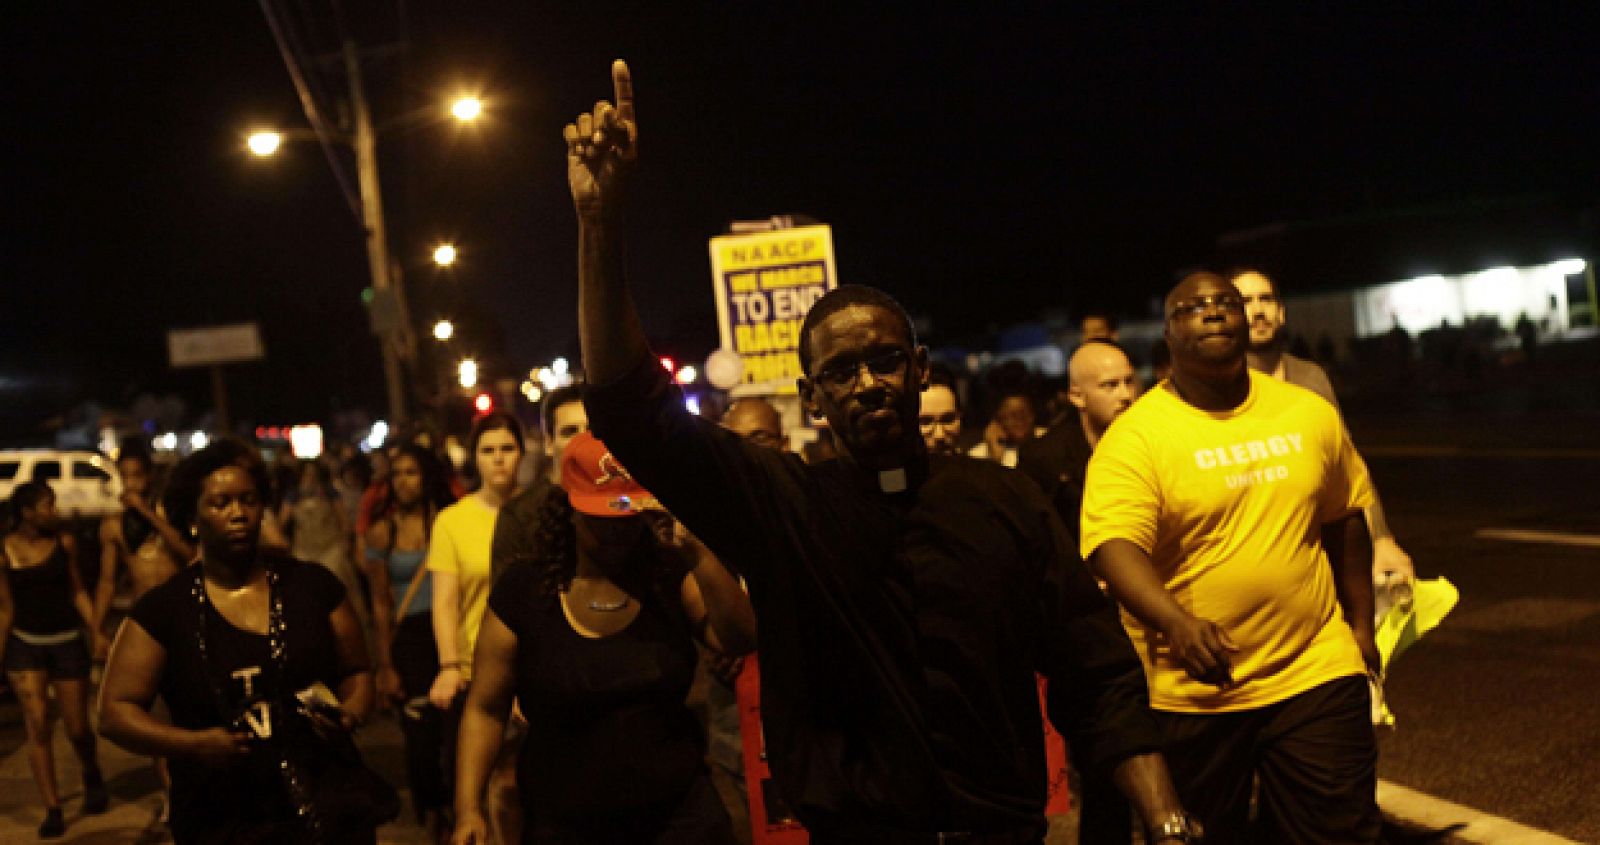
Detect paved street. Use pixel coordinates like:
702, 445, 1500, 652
0, 705, 432, 844
1358, 440, 1600, 842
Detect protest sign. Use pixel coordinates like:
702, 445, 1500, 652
709, 226, 837, 393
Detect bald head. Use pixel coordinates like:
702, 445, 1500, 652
1069, 341, 1131, 387
1068, 341, 1140, 445
723, 397, 786, 451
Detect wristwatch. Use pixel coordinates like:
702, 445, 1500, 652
1150, 811, 1204, 843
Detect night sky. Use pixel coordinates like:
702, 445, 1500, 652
4, 3, 1596, 437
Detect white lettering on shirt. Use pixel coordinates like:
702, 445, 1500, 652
232, 666, 272, 738
1192, 432, 1306, 471
1225, 465, 1290, 489
232, 666, 261, 698
241, 700, 273, 738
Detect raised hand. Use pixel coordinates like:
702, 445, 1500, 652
565, 59, 638, 220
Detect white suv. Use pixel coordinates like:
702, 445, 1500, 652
0, 450, 125, 519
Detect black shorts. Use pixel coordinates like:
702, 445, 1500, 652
3, 631, 91, 679
1156, 674, 1380, 845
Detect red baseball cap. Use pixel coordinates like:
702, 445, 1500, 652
560, 431, 658, 517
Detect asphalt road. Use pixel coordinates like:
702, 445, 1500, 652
1350, 404, 1600, 844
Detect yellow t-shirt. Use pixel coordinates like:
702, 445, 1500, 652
1080, 371, 1374, 713
426, 496, 499, 680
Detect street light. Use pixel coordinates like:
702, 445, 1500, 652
247, 131, 284, 156
458, 358, 478, 389
433, 319, 455, 341
249, 39, 492, 427
433, 243, 458, 267
451, 96, 483, 122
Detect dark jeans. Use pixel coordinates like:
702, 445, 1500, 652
522, 772, 737, 845
393, 611, 446, 816
1156, 674, 1380, 845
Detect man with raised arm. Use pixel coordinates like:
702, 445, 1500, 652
1082, 271, 1382, 843
564, 60, 1196, 845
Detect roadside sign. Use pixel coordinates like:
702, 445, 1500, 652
709, 225, 837, 394
167, 323, 265, 369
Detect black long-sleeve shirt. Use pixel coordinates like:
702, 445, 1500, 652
586, 354, 1159, 838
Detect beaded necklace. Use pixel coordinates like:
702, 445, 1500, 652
191, 561, 327, 839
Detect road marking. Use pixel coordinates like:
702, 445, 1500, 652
1476, 528, 1600, 549
1362, 445, 1600, 459
1379, 779, 1581, 844
1446, 597, 1600, 633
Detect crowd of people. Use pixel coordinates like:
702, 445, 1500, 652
0, 58, 1427, 845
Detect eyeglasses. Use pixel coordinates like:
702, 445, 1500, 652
812, 348, 910, 392
1168, 293, 1245, 320
918, 411, 960, 433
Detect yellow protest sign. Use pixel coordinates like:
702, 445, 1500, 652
709, 226, 838, 394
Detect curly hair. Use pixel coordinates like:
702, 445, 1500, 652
162, 438, 271, 537
526, 489, 686, 611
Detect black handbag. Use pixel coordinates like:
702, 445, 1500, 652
271, 692, 401, 836
197, 563, 399, 842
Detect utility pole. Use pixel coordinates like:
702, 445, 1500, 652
344, 39, 410, 426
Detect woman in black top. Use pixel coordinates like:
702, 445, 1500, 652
98, 441, 379, 844
0, 480, 108, 838
451, 432, 756, 845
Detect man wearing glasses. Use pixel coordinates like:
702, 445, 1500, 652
567, 61, 1198, 844
917, 379, 963, 456
1081, 271, 1383, 843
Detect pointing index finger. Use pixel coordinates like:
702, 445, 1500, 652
611, 59, 635, 124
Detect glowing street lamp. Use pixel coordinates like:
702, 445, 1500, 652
433, 243, 458, 267
433, 319, 455, 341
247, 130, 284, 157
451, 96, 484, 122
248, 54, 497, 425
458, 358, 478, 389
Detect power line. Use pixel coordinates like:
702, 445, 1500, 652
257, 0, 362, 220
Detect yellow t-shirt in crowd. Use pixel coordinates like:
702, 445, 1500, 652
426, 496, 499, 681
1080, 371, 1374, 713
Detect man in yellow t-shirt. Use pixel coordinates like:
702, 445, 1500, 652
1081, 271, 1382, 844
